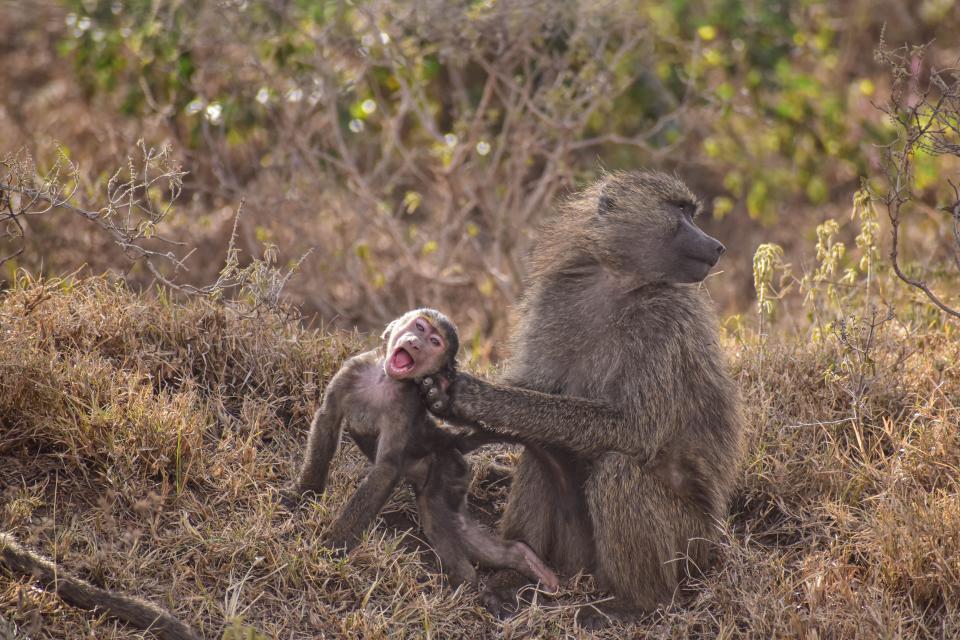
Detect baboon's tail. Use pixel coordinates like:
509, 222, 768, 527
0, 532, 202, 640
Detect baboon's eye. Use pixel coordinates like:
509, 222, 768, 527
430, 336, 442, 347
416, 321, 426, 332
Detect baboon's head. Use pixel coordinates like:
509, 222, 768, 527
588, 171, 726, 284
380, 308, 459, 381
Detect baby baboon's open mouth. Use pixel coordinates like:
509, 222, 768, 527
388, 347, 416, 377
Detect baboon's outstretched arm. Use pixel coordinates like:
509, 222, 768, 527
425, 372, 656, 461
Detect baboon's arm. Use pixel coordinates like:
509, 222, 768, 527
426, 373, 656, 461
325, 421, 409, 549
326, 459, 401, 550
295, 374, 348, 494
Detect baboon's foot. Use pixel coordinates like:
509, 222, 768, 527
278, 487, 303, 509
574, 601, 646, 630
480, 569, 528, 620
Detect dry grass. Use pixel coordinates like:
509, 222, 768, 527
1, 276, 958, 639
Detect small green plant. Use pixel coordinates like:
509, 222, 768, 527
752, 242, 787, 323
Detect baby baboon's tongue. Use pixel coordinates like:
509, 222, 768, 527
392, 348, 414, 371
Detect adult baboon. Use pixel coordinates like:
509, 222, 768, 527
288, 309, 558, 591
422, 171, 744, 616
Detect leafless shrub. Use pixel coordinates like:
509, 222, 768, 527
0, 142, 306, 315
0, 141, 185, 274
170, 0, 697, 331
874, 36, 960, 318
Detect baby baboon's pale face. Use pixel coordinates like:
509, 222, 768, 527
383, 313, 451, 380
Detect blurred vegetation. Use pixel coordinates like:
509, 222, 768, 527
2, 0, 958, 351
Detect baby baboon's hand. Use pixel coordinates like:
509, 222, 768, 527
419, 373, 453, 416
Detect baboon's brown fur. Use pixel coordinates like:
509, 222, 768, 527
424, 170, 744, 614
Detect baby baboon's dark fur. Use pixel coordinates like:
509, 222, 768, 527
0, 532, 201, 640
290, 309, 557, 591
423, 170, 744, 614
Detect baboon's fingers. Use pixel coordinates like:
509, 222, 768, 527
419, 376, 452, 414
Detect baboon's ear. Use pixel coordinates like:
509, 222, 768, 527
598, 191, 615, 215
381, 319, 399, 343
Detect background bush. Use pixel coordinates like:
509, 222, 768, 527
4, 0, 959, 349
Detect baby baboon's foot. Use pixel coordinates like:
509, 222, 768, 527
516, 541, 559, 592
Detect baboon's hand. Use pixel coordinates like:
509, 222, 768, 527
419, 372, 453, 416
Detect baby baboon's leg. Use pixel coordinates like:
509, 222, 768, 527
326, 460, 401, 550
460, 519, 559, 591
413, 450, 477, 586
416, 487, 477, 588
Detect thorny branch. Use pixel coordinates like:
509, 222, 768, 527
874, 37, 960, 318
0, 142, 305, 314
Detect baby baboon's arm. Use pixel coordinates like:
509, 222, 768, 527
325, 426, 407, 550
326, 461, 401, 550
295, 372, 349, 494
423, 373, 655, 461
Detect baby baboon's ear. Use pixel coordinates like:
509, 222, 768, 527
380, 319, 399, 343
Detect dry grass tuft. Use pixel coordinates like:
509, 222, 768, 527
1, 276, 958, 638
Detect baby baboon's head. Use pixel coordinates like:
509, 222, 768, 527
588, 171, 726, 284
381, 308, 459, 381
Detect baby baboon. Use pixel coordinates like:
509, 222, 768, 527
289, 309, 558, 591
423, 171, 744, 618
0, 532, 200, 640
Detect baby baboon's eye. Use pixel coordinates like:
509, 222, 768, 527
430, 336, 441, 347
416, 321, 426, 332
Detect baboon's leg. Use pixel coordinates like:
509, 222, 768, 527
326, 459, 401, 550
500, 448, 594, 574
295, 391, 345, 495
416, 488, 477, 588
482, 448, 592, 616
459, 518, 558, 590
413, 450, 477, 587
586, 454, 712, 612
